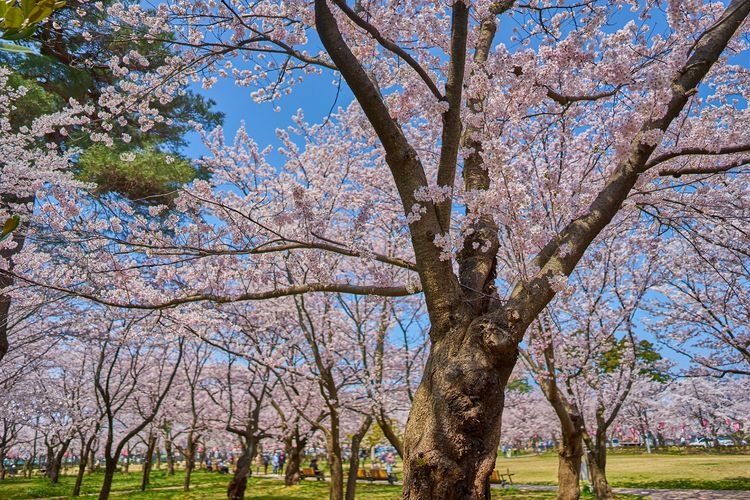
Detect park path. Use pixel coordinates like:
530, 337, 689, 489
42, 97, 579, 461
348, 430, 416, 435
613, 487, 750, 499
495, 483, 750, 499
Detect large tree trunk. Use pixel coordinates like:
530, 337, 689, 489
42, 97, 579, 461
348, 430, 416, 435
284, 433, 306, 486
73, 435, 96, 496
141, 432, 157, 491
227, 438, 256, 500
345, 416, 372, 500
98, 457, 118, 500
48, 439, 71, 484
183, 432, 196, 491
165, 438, 175, 476
402, 319, 517, 500
0, 449, 6, 480
557, 427, 583, 500
586, 431, 613, 500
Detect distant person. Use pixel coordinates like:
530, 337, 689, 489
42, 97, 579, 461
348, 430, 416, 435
385, 460, 395, 485
272, 452, 280, 474
310, 457, 325, 481
262, 453, 269, 474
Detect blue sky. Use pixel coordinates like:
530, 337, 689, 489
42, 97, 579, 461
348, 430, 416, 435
182, 70, 353, 164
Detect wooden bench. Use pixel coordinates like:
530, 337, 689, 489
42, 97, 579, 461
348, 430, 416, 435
300, 467, 325, 481
367, 468, 396, 484
490, 468, 514, 486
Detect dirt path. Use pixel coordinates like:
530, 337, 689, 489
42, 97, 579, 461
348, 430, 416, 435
495, 483, 750, 499
613, 487, 750, 499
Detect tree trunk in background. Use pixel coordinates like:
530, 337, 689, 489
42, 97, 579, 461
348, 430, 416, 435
538, 366, 584, 500
155, 447, 161, 470
377, 414, 404, 459
23, 453, 33, 478
587, 430, 613, 500
325, 428, 345, 500
557, 427, 583, 500
73, 435, 96, 496
48, 439, 71, 484
165, 439, 175, 475
345, 416, 372, 500
98, 457, 118, 500
401, 320, 517, 499
44, 445, 53, 478
73, 453, 87, 496
227, 437, 257, 500
87, 448, 96, 474
141, 432, 157, 491
183, 432, 196, 491
284, 433, 306, 486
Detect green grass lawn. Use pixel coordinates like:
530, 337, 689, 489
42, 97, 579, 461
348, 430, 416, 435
0, 471, 563, 499
497, 452, 750, 490
1, 453, 748, 499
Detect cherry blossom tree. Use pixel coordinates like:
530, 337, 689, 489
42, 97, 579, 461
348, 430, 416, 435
89, 316, 183, 500
650, 238, 749, 377
520, 230, 668, 499
8, 1, 750, 497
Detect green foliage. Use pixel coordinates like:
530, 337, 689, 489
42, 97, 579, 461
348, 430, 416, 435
0, 0, 223, 151
363, 423, 386, 450
634, 339, 670, 383
506, 377, 534, 394
77, 145, 203, 204
3, 68, 61, 127
0, 0, 65, 35
0, 0, 223, 206
0, 214, 20, 241
596, 338, 669, 383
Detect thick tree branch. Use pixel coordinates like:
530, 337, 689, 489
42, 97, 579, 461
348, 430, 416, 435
456, 1, 514, 313
545, 86, 623, 106
435, 1, 470, 231
646, 143, 750, 169
10, 275, 421, 310
503, 0, 750, 338
659, 156, 750, 177
314, 0, 461, 331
